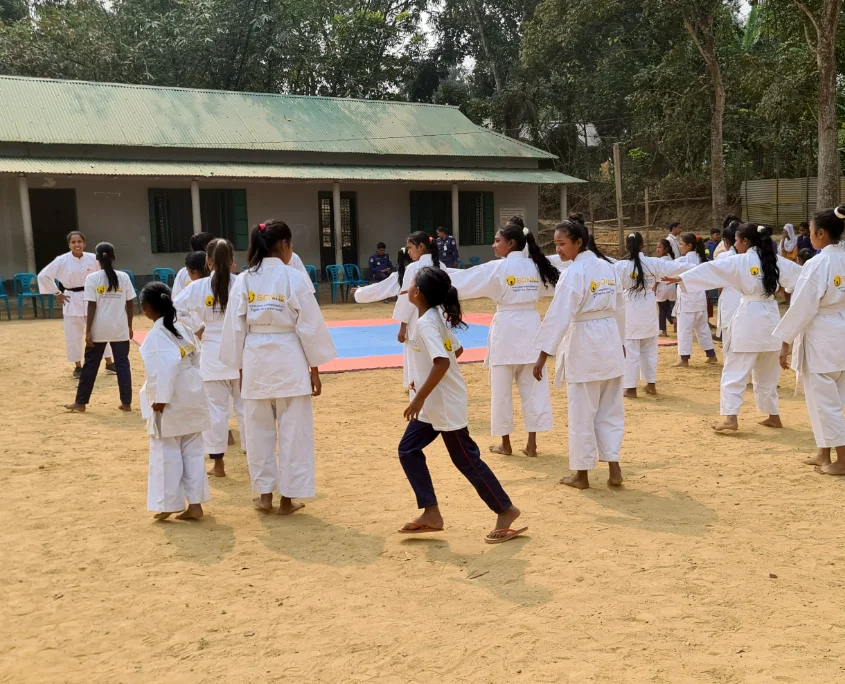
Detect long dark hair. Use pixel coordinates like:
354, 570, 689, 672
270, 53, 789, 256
722, 220, 739, 248
248, 220, 291, 270
722, 214, 741, 230
210, 239, 233, 313
658, 238, 674, 260
681, 233, 707, 262
555, 220, 610, 261
624, 232, 647, 294
415, 266, 466, 330
396, 247, 412, 285
95, 242, 119, 292
813, 205, 845, 242
498, 224, 559, 288
140, 281, 182, 339
738, 223, 780, 296
190, 232, 215, 252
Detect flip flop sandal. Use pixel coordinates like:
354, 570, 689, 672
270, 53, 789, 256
398, 522, 444, 534
485, 527, 528, 544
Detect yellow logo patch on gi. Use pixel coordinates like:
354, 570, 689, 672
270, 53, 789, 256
179, 343, 196, 358
96, 285, 105, 295
835, 276, 842, 287
248, 291, 256, 303
750, 266, 760, 276
444, 338, 453, 352
630, 272, 638, 280
205, 296, 215, 307
506, 276, 516, 286
590, 281, 598, 293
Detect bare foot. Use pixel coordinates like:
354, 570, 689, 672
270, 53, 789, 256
228, 430, 235, 446
118, 404, 131, 412
176, 504, 204, 520
706, 355, 719, 365
154, 512, 177, 520
560, 471, 590, 489
254, 494, 273, 512
400, 505, 444, 532
608, 462, 623, 486
485, 506, 522, 541
623, 388, 638, 399
758, 415, 783, 429
521, 445, 538, 458
208, 459, 226, 478
714, 416, 739, 432
803, 449, 831, 467
278, 497, 305, 515
490, 443, 513, 456
673, 359, 689, 368
645, 383, 657, 395
817, 461, 845, 476
64, 403, 86, 412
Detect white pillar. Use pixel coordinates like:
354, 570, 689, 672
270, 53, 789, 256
332, 182, 343, 272
451, 183, 460, 245
190, 180, 202, 235
560, 185, 568, 222
18, 175, 35, 274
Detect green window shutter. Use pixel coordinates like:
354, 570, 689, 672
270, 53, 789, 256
148, 189, 159, 254
483, 191, 495, 244
232, 189, 249, 251
409, 191, 420, 233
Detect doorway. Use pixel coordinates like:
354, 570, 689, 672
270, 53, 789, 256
318, 191, 358, 273
30, 189, 79, 271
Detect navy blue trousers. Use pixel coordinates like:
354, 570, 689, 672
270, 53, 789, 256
76, 341, 132, 406
398, 420, 512, 513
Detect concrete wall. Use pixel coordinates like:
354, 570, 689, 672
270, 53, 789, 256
0, 174, 539, 277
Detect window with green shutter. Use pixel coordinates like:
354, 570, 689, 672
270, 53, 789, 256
148, 188, 249, 252
458, 191, 495, 246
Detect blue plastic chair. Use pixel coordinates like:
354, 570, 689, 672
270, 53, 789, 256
305, 265, 320, 292
325, 265, 348, 304
0, 280, 11, 320
121, 270, 140, 312
455, 259, 466, 269
13, 273, 43, 319
468, 256, 482, 267
152, 268, 176, 287
343, 264, 369, 289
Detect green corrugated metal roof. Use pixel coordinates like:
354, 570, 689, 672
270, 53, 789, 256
0, 76, 556, 159
0, 157, 583, 184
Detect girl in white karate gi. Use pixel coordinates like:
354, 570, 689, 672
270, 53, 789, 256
37, 231, 115, 378
673, 233, 717, 367
399, 266, 526, 544
666, 224, 801, 432
615, 232, 690, 398
448, 224, 559, 457
220, 220, 337, 514
174, 239, 247, 478
533, 219, 626, 490
655, 239, 677, 336
138, 282, 212, 520
172, 232, 215, 297
714, 221, 740, 348
774, 206, 845, 475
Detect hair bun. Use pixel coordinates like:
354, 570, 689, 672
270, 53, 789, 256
835, 206, 845, 220
161, 293, 171, 302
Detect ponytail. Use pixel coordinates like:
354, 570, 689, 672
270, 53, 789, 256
737, 223, 780, 296
414, 266, 467, 330
498, 224, 559, 287
248, 220, 292, 270
681, 233, 707, 263
140, 281, 183, 339
95, 242, 118, 292
396, 247, 411, 284
210, 239, 234, 313
588, 234, 612, 262
624, 232, 647, 294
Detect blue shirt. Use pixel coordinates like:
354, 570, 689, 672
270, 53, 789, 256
436, 235, 459, 266
797, 235, 813, 251
369, 252, 393, 274
705, 240, 719, 261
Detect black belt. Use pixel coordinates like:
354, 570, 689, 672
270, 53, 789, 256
63, 286, 85, 292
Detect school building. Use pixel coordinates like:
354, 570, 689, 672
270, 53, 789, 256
0, 76, 582, 281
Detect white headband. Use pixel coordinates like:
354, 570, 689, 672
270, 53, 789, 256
522, 227, 529, 236
757, 225, 766, 233
835, 207, 845, 219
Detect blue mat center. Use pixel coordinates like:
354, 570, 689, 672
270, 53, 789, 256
328, 323, 489, 359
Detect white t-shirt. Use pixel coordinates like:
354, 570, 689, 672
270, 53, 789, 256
410, 307, 468, 432
83, 270, 136, 342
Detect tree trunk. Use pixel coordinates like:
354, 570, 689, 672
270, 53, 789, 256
814, 0, 841, 209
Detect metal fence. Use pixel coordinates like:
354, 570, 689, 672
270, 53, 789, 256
740, 176, 845, 225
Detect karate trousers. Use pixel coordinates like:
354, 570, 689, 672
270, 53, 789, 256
623, 337, 659, 388
203, 379, 246, 455
75, 341, 131, 406
677, 311, 715, 359
720, 350, 780, 417
489, 363, 553, 437
566, 377, 624, 471
64, 315, 111, 364
398, 420, 512, 513
147, 432, 210, 512
803, 371, 845, 448
244, 395, 315, 498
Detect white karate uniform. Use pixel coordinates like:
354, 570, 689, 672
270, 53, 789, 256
534, 251, 626, 471
674, 252, 714, 357
37, 252, 113, 362
219, 258, 337, 497
547, 254, 573, 272
715, 247, 741, 348
139, 321, 212, 512
680, 250, 801, 417
773, 244, 845, 447
614, 254, 689, 388
172, 267, 191, 297
174, 274, 246, 454
655, 255, 677, 304
449, 252, 553, 436
354, 271, 400, 302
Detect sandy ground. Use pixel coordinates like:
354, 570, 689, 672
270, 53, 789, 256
2, 299, 845, 684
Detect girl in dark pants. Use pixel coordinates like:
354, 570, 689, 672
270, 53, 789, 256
655, 239, 677, 336
397, 266, 526, 544
65, 243, 135, 413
